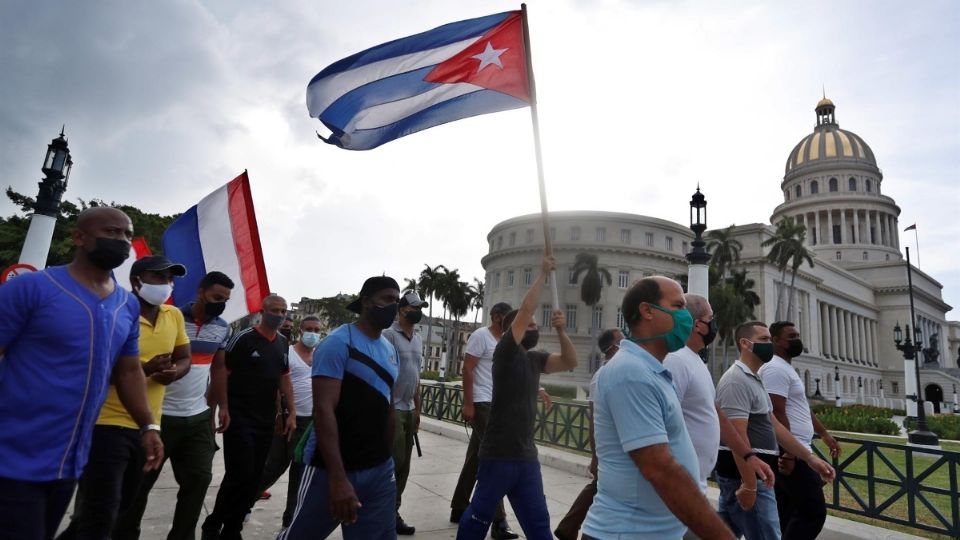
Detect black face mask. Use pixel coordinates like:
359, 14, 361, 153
279, 328, 293, 340
404, 310, 423, 324
262, 312, 285, 330
700, 319, 718, 347
369, 303, 399, 330
786, 338, 804, 358
521, 330, 540, 350
204, 301, 227, 318
87, 237, 130, 271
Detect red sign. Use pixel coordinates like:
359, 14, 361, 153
1, 263, 38, 284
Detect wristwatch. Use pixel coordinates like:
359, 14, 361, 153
140, 423, 161, 435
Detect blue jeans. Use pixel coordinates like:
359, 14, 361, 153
281, 459, 396, 540
717, 475, 781, 540
457, 459, 551, 540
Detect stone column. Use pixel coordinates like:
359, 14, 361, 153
879, 212, 887, 246
858, 316, 866, 364
827, 210, 834, 245
873, 321, 880, 366
815, 211, 822, 246
840, 210, 848, 244
820, 302, 830, 356
891, 215, 899, 249
853, 210, 860, 244
871, 210, 878, 245
837, 309, 847, 360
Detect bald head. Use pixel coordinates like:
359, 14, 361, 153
76, 207, 131, 231
71, 206, 134, 271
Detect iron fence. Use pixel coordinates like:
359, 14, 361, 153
420, 382, 960, 537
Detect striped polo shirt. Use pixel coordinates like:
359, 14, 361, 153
161, 304, 230, 417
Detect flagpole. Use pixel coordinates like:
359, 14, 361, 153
521, 3, 560, 311
914, 226, 920, 269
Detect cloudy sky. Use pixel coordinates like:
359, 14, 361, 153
1, 0, 957, 315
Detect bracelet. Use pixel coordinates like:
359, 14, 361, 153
740, 485, 757, 492
742, 451, 756, 461
140, 423, 161, 435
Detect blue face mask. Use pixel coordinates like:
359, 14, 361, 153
300, 331, 321, 348
629, 303, 694, 353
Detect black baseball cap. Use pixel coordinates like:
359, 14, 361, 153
346, 276, 401, 313
130, 255, 187, 280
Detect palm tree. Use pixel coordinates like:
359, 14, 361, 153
726, 269, 761, 309
469, 278, 484, 324
418, 264, 447, 366
706, 225, 743, 279
572, 252, 612, 360
710, 281, 756, 376
762, 217, 811, 320
403, 277, 418, 295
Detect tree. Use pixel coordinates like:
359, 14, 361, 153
762, 217, 812, 320
314, 294, 358, 329
706, 225, 743, 279
402, 277, 418, 295
418, 263, 447, 365
572, 252, 612, 362
710, 280, 756, 376
469, 277, 484, 324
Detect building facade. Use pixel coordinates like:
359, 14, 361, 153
482, 98, 960, 410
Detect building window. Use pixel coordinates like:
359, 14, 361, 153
795, 185, 802, 198
892, 381, 899, 395
494, 272, 501, 289
565, 304, 577, 331
865, 179, 872, 192
506, 270, 515, 288
526, 228, 534, 243
620, 229, 631, 243
618, 270, 629, 288
509, 232, 516, 247
596, 227, 606, 242
682, 241, 689, 253
836, 251, 842, 260
616, 307, 624, 329
570, 226, 581, 241
542, 305, 551, 327
645, 232, 654, 247
523, 268, 533, 286
665, 236, 674, 251
811, 180, 819, 194
592, 305, 603, 329
568, 267, 577, 285
829, 178, 838, 192
885, 254, 890, 261
497, 236, 503, 249
862, 251, 868, 261
848, 177, 857, 191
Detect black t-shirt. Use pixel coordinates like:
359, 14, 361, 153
480, 332, 549, 461
225, 327, 289, 428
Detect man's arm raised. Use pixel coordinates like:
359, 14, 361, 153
509, 253, 555, 344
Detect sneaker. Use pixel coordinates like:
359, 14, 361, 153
396, 515, 416, 535
259, 490, 271, 500
490, 519, 519, 540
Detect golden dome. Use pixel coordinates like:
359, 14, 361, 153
817, 97, 834, 108
784, 99, 877, 174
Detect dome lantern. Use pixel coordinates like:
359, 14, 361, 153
816, 96, 836, 126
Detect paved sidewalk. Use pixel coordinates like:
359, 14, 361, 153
69, 417, 925, 539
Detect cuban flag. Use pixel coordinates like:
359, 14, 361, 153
307, 10, 531, 150
162, 171, 270, 324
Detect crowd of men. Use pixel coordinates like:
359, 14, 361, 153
0, 207, 842, 540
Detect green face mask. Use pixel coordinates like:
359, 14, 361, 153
629, 303, 694, 353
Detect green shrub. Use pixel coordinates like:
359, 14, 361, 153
812, 403, 905, 417
814, 405, 900, 435
904, 415, 960, 440
419, 371, 461, 382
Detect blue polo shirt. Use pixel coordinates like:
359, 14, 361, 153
0, 266, 140, 481
583, 339, 700, 540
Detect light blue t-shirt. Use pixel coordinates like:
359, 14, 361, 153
583, 340, 700, 540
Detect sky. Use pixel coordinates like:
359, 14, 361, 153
1, 0, 958, 316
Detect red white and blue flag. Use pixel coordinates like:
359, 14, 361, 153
307, 10, 530, 150
162, 171, 270, 323
115, 237, 153, 292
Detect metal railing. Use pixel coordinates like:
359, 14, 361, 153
420, 382, 960, 537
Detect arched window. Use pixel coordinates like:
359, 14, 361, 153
836, 251, 842, 260
795, 185, 802, 198
849, 177, 857, 191
829, 178, 838, 192
862, 251, 868, 260
866, 179, 872, 192
810, 180, 819, 194
843, 376, 848, 394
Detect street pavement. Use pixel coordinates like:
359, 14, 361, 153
66, 417, 925, 539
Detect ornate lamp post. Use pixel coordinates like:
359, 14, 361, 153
18, 128, 72, 269
893, 246, 939, 446
834, 366, 841, 408
685, 186, 710, 298
814, 377, 823, 398
879, 380, 885, 404
858, 376, 864, 404
953, 383, 959, 413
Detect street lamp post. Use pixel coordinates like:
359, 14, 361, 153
879, 380, 885, 405
893, 247, 939, 446
685, 186, 710, 299
953, 384, 959, 413
814, 378, 823, 398
858, 376, 864, 404
18, 128, 72, 269
834, 366, 841, 408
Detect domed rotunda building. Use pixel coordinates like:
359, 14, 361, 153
480, 98, 960, 410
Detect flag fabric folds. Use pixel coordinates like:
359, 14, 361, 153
307, 10, 530, 150
162, 172, 270, 323
904, 224, 917, 231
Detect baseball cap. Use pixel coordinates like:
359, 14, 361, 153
399, 291, 429, 308
130, 255, 187, 279
346, 276, 401, 313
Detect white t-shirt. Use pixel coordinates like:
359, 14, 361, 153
759, 355, 814, 447
663, 346, 720, 491
464, 326, 498, 403
289, 345, 314, 416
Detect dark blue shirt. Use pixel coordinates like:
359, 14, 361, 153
0, 266, 140, 481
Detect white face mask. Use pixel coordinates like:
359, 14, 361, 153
137, 282, 173, 306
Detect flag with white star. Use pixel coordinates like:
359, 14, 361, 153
307, 10, 530, 150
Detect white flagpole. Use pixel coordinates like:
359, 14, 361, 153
521, 3, 560, 311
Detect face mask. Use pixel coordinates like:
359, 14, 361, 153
404, 310, 423, 324
204, 301, 226, 318
87, 237, 131, 270
521, 329, 540, 350
700, 319, 718, 347
279, 328, 292, 340
630, 303, 694, 353
786, 338, 804, 358
262, 312, 284, 330
300, 331, 321, 348
136, 282, 173, 306
369, 302, 399, 330
748, 341, 775, 363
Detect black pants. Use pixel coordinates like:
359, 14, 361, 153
203, 421, 273, 538
775, 459, 827, 540
0, 476, 76, 540
57, 425, 144, 540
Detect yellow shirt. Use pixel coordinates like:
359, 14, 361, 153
96, 304, 190, 429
